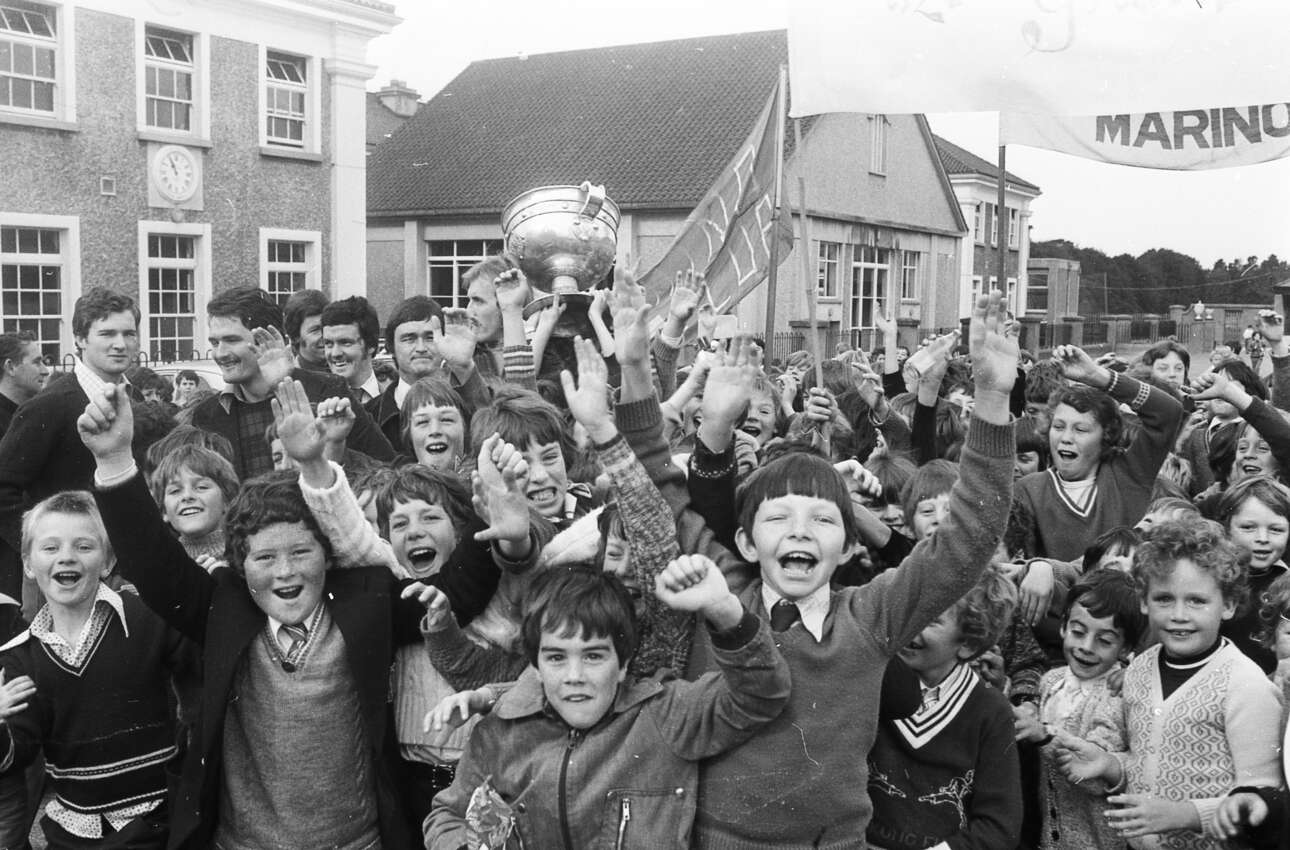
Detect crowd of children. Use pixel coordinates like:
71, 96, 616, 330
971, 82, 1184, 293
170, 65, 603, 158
0, 262, 1287, 850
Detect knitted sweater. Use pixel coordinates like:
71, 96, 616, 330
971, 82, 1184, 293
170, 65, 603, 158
867, 664, 1022, 850
1011, 373, 1183, 561
689, 416, 1015, 850
1114, 640, 1283, 850
1036, 666, 1126, 850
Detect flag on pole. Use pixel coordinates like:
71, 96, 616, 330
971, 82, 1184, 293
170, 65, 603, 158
638, 78, 793, 316
788, 0, 1290, 117
1001, 106, 1290, 171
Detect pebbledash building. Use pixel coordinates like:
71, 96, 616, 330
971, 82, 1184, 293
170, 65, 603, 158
0, 0, 398, 364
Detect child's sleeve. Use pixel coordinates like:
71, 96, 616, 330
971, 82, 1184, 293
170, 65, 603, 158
501, 344, 538, 392
297, 460, 404, 575
652, 611, 791, 760
424, 617, 526, 692
0, 647, 46, 774
594, 432, 691, 678
1111, 374, 1185, 486
1195, 665, 1284, 838
945, 700, 1023, 850
422, 715, 502, 850
1000, 619, 1046, 708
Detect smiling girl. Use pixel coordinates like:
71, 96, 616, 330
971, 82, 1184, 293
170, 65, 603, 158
1215, 475, 1290, 673
399, 377, 470, 474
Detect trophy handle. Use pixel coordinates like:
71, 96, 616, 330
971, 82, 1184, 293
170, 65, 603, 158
577, 181, 606, 221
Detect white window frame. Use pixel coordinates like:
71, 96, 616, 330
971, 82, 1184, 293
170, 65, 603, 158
869, 114, 888, 175
990, 204, 999, 247
136, 21, 209, 142
259, 46, 320, 154
137, 221, 210, 362
0, 0, 74, 126
848, 245, 889, 332
900, 250, 920, 301
259, 227, 321, 305
426, 239, 504, 309
816, 240, 840, 299
972, 203, 983, 245
0, 211, 79, 361
1008, 207, 1019, 249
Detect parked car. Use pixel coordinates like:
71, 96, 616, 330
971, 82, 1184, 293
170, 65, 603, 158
149, 360, 226, 393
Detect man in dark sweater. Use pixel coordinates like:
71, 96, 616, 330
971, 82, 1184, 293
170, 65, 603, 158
191, 286, 393, 479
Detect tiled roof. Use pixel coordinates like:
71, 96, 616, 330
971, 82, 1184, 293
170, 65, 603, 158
368, 30, 791, 217
366, 93, 411, 150
932, 134, 1040, 193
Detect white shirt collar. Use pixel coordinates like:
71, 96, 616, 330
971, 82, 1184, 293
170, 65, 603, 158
760, 581, 831, 641
357, 372, 381, 404
73, 358, 125, 399
393, 377, 414, 409
266, 602, 324, 642
32, 582, 130, 645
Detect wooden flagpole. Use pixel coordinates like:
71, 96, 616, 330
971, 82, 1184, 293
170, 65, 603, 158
762, 65, 788, 345
794, 118, 829, 454
996, 144, 1008, 302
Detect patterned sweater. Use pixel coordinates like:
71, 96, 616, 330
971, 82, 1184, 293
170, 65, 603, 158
1113, 641, 1283, 850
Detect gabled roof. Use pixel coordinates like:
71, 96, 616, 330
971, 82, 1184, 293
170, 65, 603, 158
368, 30, 789, 217
932, 134, 1040, 193
366, 93, 411, 150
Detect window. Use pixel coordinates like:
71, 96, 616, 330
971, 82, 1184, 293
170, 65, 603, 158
144, 26, 192, 131
139, 222, 208, 362
900, 250, 920, 300
0, 222, 64, 359
265, 50, 306, 148
427, 239, 503, 308
816, 241, 840, 298
0, 0, 57, 116
1008, 207, 1019, 249
848, 246, 889, 331
990, 204, 998, 247
1028, 270, 1049, 312
973, 203, 983, 244
259, 228, 320, 304
869, 114, 887, 175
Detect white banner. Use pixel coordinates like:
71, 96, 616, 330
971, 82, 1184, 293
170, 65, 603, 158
1000, 105, 1290, 170
788, 0, 1290, 117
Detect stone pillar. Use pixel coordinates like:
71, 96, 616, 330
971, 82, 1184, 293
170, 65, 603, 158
324, 52, 378, 299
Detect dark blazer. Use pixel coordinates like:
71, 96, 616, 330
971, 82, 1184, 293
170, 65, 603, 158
191, 367, 393, 480
364, 380, 404, 456
95, 472, 424, 850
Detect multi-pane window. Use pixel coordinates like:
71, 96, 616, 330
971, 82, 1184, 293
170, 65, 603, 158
816, 241, 839, 298
1008, 207, 1019, 249
1028, 270, 1049, 312
265, 239, 308, 305
0, 0, 55, 114
146, 233, 196, 360
900, 250, 920, 300
265, 51, 306, 148
870, 114, 887, 174
849, 245, 889, 331
973, 203, 983, 244
144, 26, 192, 131
0, 225, 61, 359
428, 239, 503, 308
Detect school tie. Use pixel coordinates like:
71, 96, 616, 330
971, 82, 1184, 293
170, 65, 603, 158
278, 623, 309, 664
770, 599, 801, 632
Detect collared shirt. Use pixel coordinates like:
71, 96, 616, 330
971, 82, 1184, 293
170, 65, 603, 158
760, 582, 831, 642
29, 585, 162, 838
393, 378, 414, 410
73, 358, 126, 400
355, 372, 381, 405
266, 602, 324, 661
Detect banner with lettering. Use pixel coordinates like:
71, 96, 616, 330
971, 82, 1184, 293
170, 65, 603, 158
638, 79, 793, 315
788, 0, 1290, 117
1000, 106, 1290, 170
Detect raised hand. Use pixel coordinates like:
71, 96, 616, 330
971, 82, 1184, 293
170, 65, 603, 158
668, 270, 702, 325
493, 268, 530, 314
801, 387, 837, 424
271, 379, 327, 465
251, 326, 293, 388
654, 554, 742, 629
968, 290, 1019, 396
1259, 309, 1284, 344
401, 582, 453, 632
435, 309, 478, 374
1051, 344, 1108, 389
610, 263, 647, 313
702, 337, 759, 426
315, 396, 356, 447
77, 383, 134, 464
423, 688, 495, 734
558, 337, 615, 443
471, 433, 531, 548
874, 310, 897, 341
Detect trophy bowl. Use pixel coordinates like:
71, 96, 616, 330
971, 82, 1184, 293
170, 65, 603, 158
502, 181, 620, 337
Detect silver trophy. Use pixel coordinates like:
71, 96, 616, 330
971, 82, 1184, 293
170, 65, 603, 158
502, 181, 620, 338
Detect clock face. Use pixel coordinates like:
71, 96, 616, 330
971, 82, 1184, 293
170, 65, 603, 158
153, 145, 198, 203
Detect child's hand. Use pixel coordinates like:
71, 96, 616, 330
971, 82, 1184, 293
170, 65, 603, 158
493, 268, 529, 314
423, 687, 495, 734
1259, 309, 1285, 344
874, 310, 897, 342
654, 554, 742, 630
402, 582, 453, 632
802, 387, 836, 424
1104, 794, 1199, 837
558, 337, 615, 443
472, 434, 531, 547
972, 646, 1006, 690
1012, 702, 1045, 743
968, 290, 1018, 397
1214, 791, 1269, 839
668, 271, 701, 325
610, 263, 647, 313
733, 431, 759, 476
1018, 560, 1055, 626
435, 309, 478, 375
1185, 370, 1231, 402
271, 379, 327, 465
607, 274, 651, 370
1051, 344, 1109, 389
0, 670, 35, 720
833, 460, 881, 499
77, 384, 135, 464
194, 553, 227, 573
701, 338, 758, 426
316, 396, 355, 446
1052, 730, 1116, 785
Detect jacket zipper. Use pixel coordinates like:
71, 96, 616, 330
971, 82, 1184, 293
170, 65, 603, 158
558, 728, 581, 850
614, 797, 632, 850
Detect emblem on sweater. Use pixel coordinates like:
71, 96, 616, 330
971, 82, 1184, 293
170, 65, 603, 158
866, 761, 907, 799
917, 769, 974, 829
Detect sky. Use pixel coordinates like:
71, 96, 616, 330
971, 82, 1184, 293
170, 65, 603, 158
365, 0, 1290, 270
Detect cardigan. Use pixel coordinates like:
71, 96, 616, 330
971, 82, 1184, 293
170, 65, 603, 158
688, 415, 1016, 850
1115, 641, 1283, 850
93, 470, 429, 850
1011, 373, 1184, 561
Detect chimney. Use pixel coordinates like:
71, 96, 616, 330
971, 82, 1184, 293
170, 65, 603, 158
376, 79, 420, 118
